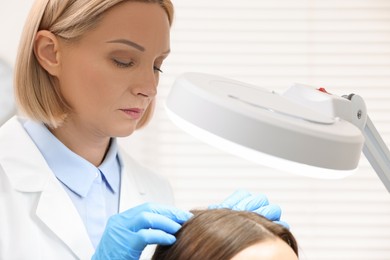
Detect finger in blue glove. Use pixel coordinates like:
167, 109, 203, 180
92, 203, 193, 260
253, 204, 282, 221
208, 189, 252, 209
208, 190, 288, 228
231, 194, 269, 211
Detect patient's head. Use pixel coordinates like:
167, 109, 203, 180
152, 208, 298, 260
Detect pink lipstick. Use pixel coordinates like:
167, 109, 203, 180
121, 108, 144, 120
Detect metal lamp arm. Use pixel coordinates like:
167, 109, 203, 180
362, 116, 390, 192
345, 93, 390, 192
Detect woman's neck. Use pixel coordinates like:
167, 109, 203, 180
49, 120, 111, 167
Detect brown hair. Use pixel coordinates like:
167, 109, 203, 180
152, 209, 298, 260
14, 0, 174, 128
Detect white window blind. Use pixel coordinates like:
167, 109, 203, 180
119, 0, 390, 259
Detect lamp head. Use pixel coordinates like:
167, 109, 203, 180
166, 72, 365, 179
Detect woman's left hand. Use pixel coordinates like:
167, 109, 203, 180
208, 189, 289, 228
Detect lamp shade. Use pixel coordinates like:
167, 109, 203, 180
165, 72, 365, 179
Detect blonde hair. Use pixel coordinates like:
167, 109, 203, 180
14, 0, 174, 128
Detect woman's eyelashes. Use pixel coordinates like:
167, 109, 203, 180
154, 66, 163, 73
113, 58, 163, 73
113, 58, 134, 68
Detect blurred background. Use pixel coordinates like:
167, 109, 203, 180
2, 1, 390, 259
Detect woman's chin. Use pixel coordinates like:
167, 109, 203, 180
111, 124, 137, 137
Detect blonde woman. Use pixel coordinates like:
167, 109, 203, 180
0, 0, 284, 259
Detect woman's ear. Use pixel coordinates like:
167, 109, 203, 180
34, 30, 61, 76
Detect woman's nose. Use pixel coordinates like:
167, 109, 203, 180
131, 69, 158, 98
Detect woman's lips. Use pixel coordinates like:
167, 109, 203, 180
120, 108, 144, 120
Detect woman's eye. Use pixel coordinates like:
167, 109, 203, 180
154, 66, 163, 73
113, 59, 134, 68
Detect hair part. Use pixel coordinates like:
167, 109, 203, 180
14, 0, 173, 128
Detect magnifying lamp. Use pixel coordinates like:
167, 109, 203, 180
165, 72, 390, 193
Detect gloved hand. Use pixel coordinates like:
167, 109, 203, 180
209, 189, 289, 228
92, 203, 193, 260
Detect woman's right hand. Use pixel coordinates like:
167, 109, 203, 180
92, 203, 192, 260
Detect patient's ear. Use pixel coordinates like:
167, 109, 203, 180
34, 30, 61, 76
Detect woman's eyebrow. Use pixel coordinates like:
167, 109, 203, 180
106, 39, 145, 52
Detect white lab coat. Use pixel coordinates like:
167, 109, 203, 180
0, 116, 174, 260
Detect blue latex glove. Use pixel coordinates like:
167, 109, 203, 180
92, 203, 192, 260
209, 189, 289, 228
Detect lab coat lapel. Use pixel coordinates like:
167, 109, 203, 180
0, 117, 94, 259
36, 177, 94, 259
